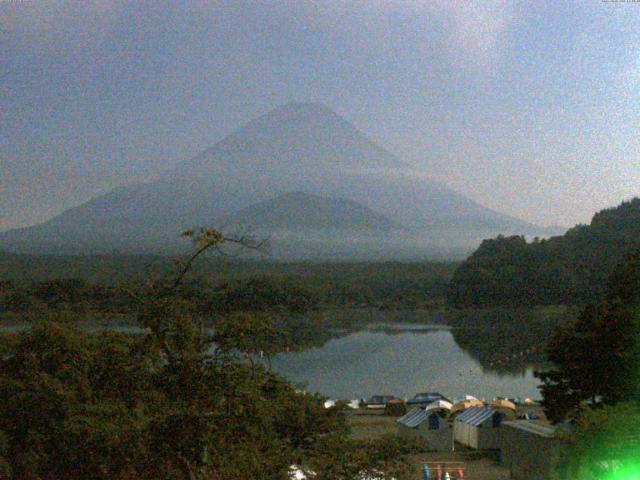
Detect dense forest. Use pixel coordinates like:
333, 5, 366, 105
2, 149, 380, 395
447, 198, 640, 307
0, 256, 457, 312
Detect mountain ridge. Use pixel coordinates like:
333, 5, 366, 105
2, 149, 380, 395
220, 191, 399, 232
0, 102, 552, 258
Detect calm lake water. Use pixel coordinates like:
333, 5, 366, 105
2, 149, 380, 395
1, 309, 552, 402
269, 323, 543, 402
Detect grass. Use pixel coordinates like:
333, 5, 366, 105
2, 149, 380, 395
348, 409, 400, 441
347, 409, 511, 480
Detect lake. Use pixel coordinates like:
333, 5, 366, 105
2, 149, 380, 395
269, 322, 544, 402
1, 307, 563, 402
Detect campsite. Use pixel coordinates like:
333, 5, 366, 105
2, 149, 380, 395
345, 393, 553, 480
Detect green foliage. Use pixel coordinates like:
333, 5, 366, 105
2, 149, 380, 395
0, 256, 457, 311
0, 230, 415, 479
2, 291, 34, 312
448, 198, 640, 308
207, 276, 319, 314
608, 248, 640, 305
0, 319, 159, 479
0, 315, 357, 479
536, 248, 640, 423
384, 401, 407, 417
308, 434, 422, 480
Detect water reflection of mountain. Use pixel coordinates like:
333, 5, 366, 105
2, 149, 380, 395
446, 307, 576, 375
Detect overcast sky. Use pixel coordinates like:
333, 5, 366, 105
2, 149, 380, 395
2, 0, 639, 231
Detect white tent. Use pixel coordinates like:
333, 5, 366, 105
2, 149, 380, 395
451, 398, 484, 413
491, 398, 517, 411
425, 400, 453, 411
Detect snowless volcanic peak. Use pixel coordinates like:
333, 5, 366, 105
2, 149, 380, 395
0, 103, 546, 257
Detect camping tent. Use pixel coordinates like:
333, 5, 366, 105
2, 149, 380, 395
491, 398, 516, 411
451, 398, 484, 414
425, 400, 453, 412
490, 399, 517, 420
407, 392, 449, 407
365, 395, 397, 409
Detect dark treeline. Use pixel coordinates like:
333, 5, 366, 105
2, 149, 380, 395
536, 247, 640, 423
0, 259, 457, 313
526, 249, 640, 477
447, 198, 640, 308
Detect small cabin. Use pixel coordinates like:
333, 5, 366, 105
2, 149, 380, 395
453, 406, 505, 449
499, 420, 559, 480
397, 407, 452, 451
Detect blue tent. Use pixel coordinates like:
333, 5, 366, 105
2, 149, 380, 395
408, 392, 449, 406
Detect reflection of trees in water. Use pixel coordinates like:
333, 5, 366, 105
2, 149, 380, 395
283, 307, 577, 376
447, 307, 576, 375
363, 326, 449, 336
286, 308, 450, 349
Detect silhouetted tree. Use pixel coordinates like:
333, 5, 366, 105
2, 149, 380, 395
536, 248, 640, 422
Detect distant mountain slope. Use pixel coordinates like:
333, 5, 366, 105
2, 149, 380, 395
0, 102, 548, 258
220, 192, 398, 231
447, 198, 640, 307
170, 102, 403, 181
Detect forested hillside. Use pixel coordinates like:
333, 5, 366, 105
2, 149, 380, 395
447, 198, 640, 307
0, 255, 457, 311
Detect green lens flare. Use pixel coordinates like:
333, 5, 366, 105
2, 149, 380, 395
600, 460, 640, 480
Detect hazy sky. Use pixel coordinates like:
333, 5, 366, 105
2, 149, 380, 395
2, 0, 639, 231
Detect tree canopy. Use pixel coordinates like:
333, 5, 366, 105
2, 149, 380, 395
448, 198, 640, 308
536, 247, 640, 423
0, 228, 419, 479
